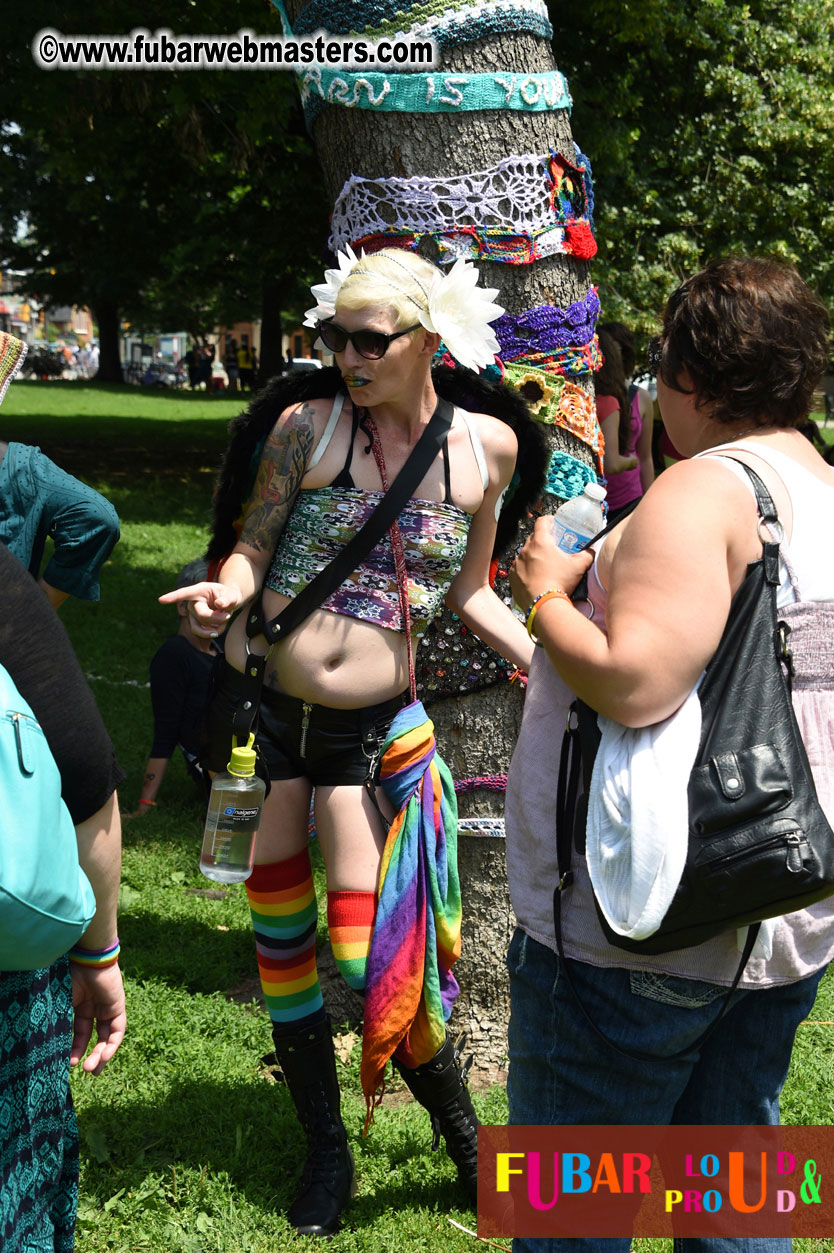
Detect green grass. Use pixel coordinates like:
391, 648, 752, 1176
4, 378, 834, 1252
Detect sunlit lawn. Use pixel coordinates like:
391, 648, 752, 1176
2, 378, 832, 1251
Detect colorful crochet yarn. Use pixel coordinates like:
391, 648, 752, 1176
328, 151, 596, 259
517, 340, 602, 376
492, 288, 600, 359
548, 149, 596, 259
544, 449, 600, 501
457, 816, 506, 836
504, 365, 603, 469
454, 775, 508, 793
286, 0, 553, 47
570, 146, 596, 232
301, 67, 571, 128
0, 333, 27, 406
354, 222, 584, 265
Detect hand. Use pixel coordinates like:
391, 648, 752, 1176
510, 515, 594, 613
70, 962, 127, 1075
159, 580, 241, 637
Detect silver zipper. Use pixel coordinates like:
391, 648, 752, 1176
299, 703, 313, 758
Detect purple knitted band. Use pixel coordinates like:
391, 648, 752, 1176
493, 288, 600, 359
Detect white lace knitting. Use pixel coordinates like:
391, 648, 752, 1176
329, 152, 557, 254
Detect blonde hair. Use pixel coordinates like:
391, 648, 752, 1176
336, 249, 439, 329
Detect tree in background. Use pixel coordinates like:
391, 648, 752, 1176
0, 0, 327, 381
552, 0, 834, 337
279, 0, 601, 1070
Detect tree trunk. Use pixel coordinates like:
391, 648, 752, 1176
259, 279, 287, 384
284, 5, 595, 1080
92, 299, 123, 384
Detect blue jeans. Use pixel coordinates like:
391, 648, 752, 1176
506, 928, 826, 1253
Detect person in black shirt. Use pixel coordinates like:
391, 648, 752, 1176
131, 559, 219, 815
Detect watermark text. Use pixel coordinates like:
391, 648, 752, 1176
32, 28, 437, 71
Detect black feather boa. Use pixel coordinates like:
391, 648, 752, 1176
206, 364, 547, 564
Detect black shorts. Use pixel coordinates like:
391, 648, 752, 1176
257, 688, 408, 786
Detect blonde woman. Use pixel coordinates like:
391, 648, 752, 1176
165, 250, 539, 1237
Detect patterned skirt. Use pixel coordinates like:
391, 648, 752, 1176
0, 956, 79, 1253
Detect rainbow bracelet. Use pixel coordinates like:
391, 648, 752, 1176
526, 588, 571, 643
68, 939, 120, 968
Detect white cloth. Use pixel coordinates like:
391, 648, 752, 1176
585, 681, 778, 958
586, 689, 701, 941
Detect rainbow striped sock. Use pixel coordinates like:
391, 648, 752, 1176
327, 890, 377, 993
246, 851, 325, 1030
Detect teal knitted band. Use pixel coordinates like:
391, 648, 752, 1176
544, 451, 601, 501
300, 67, 571, 126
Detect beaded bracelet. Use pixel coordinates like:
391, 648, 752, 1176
299, 67, 571, 129
526, 589, 571, 641
68, 939, 120, 968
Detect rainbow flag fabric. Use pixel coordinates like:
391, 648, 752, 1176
360, 700, 462, 1126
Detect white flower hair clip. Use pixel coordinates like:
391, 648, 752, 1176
303, 248, 504, 374
302, 245, 361, 328
418, 257, 504, 373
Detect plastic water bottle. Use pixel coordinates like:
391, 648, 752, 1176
199, 735, 265, 883
550, 483, 607, 553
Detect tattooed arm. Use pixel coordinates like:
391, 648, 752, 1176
236, 401, 316, 560
160, 401, 318, 632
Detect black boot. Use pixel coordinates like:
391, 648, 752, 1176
392, 1031, 479, 1198
272, 1017, 355, 1239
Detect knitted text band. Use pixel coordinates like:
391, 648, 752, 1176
328, 149, 596, 259
544, 450, 601, 501
504, 365, 603, 469
300, 67, 571, 128
285, 0, 553, 46
493, 288, 601, 360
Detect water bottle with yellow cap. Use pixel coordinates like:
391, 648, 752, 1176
199, 734, 265, 883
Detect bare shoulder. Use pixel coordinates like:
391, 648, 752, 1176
462, 410, 519, 460
634, 454, 756, 516
266, 395, 335, 447
637, 387, 654, 420
615, 456, 758, 568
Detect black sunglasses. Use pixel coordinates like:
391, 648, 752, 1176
317, 319, 422, 360
647, 335, 663, 376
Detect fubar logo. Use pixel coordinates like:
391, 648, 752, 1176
477, 1126, 833, 1239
